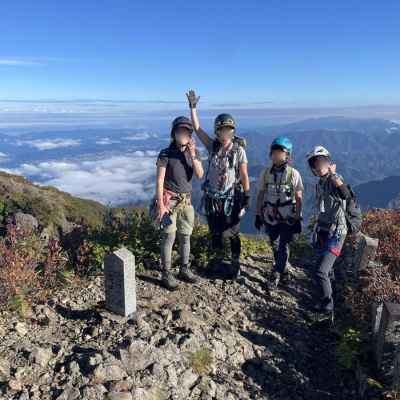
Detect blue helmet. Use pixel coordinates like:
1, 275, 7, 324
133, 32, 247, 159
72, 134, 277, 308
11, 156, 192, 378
271, 136, 293, 154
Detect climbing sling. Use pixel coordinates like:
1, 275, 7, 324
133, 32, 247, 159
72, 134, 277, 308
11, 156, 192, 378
261, 165, 296, 223
201, 138, 244, 217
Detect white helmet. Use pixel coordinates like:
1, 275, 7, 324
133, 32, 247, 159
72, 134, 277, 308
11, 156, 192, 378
306, 146, 331, 175
306, 146, 331, 163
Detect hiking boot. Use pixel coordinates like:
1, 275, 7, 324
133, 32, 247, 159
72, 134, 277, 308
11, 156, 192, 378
231, 258, 245, 283
208, 255, 224, 273
161, 271, 179, 291
313, 305, 335, 326
280, 271, 290, 284
269, 271, 281, 288
178, 264, 198, 283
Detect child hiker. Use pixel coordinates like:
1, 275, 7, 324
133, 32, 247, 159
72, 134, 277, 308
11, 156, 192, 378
255, 136, 304, 287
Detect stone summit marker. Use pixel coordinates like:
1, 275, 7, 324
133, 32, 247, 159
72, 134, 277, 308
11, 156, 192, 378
353, 233, 379, 275
104, 247, 136, 317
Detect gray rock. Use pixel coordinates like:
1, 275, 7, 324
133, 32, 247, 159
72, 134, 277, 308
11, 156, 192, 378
106, 392, 133, 400
68, 360, 81, 376
56, 384, 81, 400
8, 378, 23, 391
92, 363, 127, 383
17, 391, 30, 400
0, 358, 10, 382
119, 340, 161, 372
132, 387, 167, 400
30, 347, 53, 368
80, 384, 108, 400
166, 365, 178, 387
14, 322, 28, 336
12, 212, 38, 233
180, 369, 198, 390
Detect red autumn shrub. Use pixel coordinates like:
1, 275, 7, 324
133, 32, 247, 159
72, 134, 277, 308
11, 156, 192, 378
345, 209, 400, 320
0, 223, 67, 309
361, 208, 400, 277
0, 224, 40, 307
346, 266, 400, 321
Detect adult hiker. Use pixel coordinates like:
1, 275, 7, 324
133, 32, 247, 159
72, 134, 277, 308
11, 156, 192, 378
306, 145, 355, 323
255, 136, 304, 287
154, 116, 204, 291
186, 89, 250, 280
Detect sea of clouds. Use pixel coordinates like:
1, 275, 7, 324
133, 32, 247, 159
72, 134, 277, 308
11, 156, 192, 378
2, 151, 158, 205
2, 100, 400, 205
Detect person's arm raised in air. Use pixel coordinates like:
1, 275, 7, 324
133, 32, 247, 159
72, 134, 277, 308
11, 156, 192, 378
186, 89, 211, 149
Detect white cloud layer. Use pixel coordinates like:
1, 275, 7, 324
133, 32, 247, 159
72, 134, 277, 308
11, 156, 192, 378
0, 58, 43, 66
3, 151, 158, 205
16, 138, 81, 150
122, 132, 154, 141
95, 137, 121, 145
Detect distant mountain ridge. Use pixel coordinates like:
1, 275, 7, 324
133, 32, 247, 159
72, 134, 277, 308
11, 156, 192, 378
240, 116, 400, 232
354, 175, 400, 209
245, 116, 400, 185
1, 116, 399, 234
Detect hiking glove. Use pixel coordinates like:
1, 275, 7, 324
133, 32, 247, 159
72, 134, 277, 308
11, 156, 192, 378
242, 193, 251, 210
186, 90, 200, 109
255, 215, 263, 231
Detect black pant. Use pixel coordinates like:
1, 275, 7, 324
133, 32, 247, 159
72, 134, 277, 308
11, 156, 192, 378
267, 223, 295, 274
206, 195, 241, 259
315, 252, 338, 311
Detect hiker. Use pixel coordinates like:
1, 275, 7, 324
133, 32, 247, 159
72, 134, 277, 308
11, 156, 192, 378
255, 136, 304, 287
186, 89, 250, 280
306, 145, 355, 322
154, 116, 204, 290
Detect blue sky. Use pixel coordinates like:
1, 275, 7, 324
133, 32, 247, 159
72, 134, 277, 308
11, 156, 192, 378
1, 1, 400, 107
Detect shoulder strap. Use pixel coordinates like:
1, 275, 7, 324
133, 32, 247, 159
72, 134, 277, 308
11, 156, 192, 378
231, 141, 240, 170
233, 135, 247, 148
264, 165, 294, 190
263, 167, 273, 189
203, 139, 224, 188
211, 139, 220, 154
286, 166, 294, 192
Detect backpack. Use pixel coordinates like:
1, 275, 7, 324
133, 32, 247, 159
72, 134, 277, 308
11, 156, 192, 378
204, 136, 246, 192
342, 184, 363, 234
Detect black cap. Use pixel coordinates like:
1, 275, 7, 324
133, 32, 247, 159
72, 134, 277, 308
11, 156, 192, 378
171, 116, 193, 136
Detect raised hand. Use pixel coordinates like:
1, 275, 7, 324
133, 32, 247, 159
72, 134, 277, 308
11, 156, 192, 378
186, 89, 200, 109
187, 138, 197, 158
328, 163, 337, 175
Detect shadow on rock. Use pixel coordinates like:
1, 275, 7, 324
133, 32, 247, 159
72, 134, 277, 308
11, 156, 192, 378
55, 304, 102, 323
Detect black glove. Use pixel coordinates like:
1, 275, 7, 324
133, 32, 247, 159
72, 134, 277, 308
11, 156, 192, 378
255, 215, 264, 231
242, 193, 251, 210
186, 89, 200, 109
287, 216, 302, 234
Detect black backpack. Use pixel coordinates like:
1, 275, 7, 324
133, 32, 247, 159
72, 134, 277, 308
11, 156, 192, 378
342, 184, 363, 234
